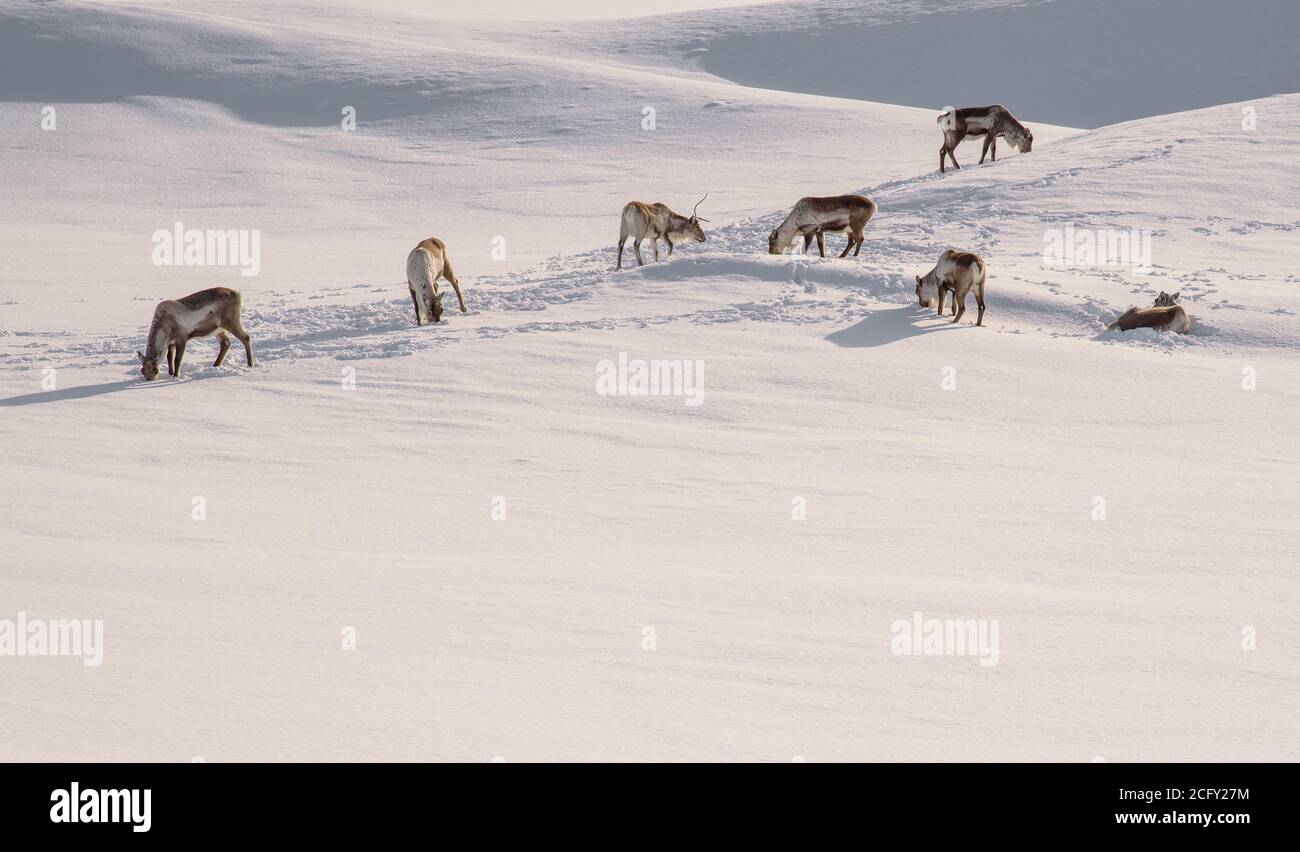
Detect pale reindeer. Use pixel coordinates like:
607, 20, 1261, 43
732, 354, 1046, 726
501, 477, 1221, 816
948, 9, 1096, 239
616, 195, 709, 269
937, 105, 1033, 173
914, 249, 988, 326
767, 195, 877, 258
407, 237, 466, 326
136, 287, 253, 381
1107, 291, 1192, 333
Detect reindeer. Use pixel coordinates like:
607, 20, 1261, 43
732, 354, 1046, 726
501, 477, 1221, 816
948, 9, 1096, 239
1107, 291, 1192, 333
768, 195, 877, 258
915, 249, 988, 326
136, 287, 253, 380
407, 237, 466, 326
616, 195, 708, 269
937, 105, 1033, 173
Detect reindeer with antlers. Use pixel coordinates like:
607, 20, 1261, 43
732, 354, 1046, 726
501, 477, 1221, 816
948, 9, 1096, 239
616, 195, 709, 269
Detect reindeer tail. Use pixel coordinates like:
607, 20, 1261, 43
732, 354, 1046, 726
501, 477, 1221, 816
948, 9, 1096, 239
937, 108, 955, 130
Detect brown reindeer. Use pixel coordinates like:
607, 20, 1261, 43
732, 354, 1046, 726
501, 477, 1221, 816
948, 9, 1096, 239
915, 249, 988, 326
1107, 291, 1192, 333
768, 195, 877, 257
137, 287, 254, 380
407, 237, 466, 325
937, 105, 1033, 173
617, 195, 708, 269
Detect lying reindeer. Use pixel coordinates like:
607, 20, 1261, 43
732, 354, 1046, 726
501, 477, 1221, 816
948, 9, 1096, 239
768, 195, 877, 258
407, 237, 466, 325
937, 105, 1033, 173
616, 195, 708, 269
915, 249, 988, 326
137, 287, 254, 380
1106, 291, 1192, 333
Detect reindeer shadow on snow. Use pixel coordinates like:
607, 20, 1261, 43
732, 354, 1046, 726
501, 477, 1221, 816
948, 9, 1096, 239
828, 250, 989, 348
826, 304, 971, 348
0, 367, 237, 407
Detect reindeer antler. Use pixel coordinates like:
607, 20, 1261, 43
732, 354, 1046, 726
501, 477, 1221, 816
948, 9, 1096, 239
693, 193, 710, 222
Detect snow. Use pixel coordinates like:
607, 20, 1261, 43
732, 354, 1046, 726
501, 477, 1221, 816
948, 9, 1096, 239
560, 0, 1300, 128
1, 0, 1297, 761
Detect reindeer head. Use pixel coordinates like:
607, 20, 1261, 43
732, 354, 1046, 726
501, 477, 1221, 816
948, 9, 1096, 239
686, 193, 709, 243
1014, 126, 1033, 153
137, 350, 160, 381
915, 273, 939, 308
1154, 291, 1180, 307
429, 291, 445, 323
767, 227, 799, 255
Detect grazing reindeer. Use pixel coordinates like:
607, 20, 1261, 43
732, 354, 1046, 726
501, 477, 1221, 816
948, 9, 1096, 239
915, 249, 988, 326
136, 287, 254, 380
407, 237, 466, 326
937, 105, 1033, 172
1107, 291, 1192, 333
768, 195, 877, 258
616, 195, 709, 269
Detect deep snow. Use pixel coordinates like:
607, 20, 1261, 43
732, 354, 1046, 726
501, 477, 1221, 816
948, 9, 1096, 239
1, 0, 1297, 761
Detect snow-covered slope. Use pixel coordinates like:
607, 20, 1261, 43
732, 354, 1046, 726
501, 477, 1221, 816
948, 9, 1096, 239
0, 0, 1074, 334
1, 0, 1296, 761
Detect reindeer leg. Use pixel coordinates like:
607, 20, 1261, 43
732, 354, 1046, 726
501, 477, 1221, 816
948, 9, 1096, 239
802, 232, 813, 254
633, 239, 644, 267
936, 287, 946, 317
942, 137, 962, 171
441, 258, 468, 312
664, 235, 674, 257
853, 232, 864, 257
443, 276, 467, 313
817, 232, 826, 258
214, 332, 231, 367
990, 136, 997, 162
173, 339, 187, 377
230, 322, 254, 367
166, 344, 176, 377
976, 282, 986, 327
953, 292, 966, 324
940, 145, 947, 173
410, 290, 423, 325
651, 238, 660, 262
616, 238, 626, 270
979, 135, 992, 165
